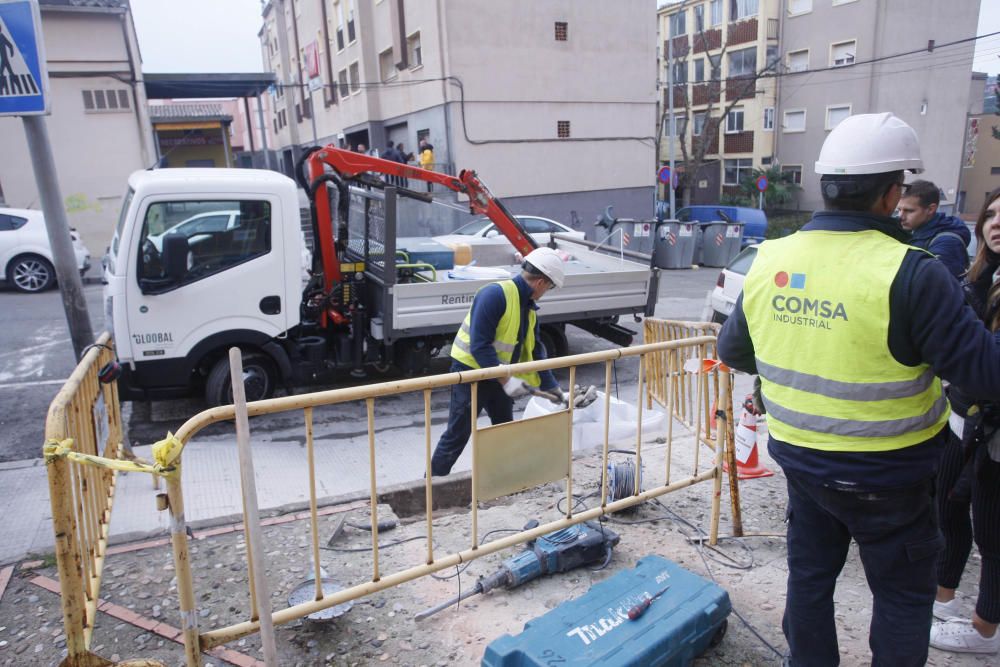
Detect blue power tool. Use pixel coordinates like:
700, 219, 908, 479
416, 521, 620, 621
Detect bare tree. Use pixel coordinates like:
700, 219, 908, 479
656, 3, 780, 208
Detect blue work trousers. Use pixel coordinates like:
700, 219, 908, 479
430, 371, 513, 476
782, 471, 942, 667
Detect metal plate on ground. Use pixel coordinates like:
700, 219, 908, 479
287, 578, 355, 620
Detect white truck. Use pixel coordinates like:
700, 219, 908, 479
103, 147, 658, 405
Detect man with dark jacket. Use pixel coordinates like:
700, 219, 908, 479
897, 179, 971, 279
717, 112, 1000, 667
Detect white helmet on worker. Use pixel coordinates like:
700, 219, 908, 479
814, 112, 924, 175
523, 247, 565, 288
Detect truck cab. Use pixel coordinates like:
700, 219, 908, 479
104, 169, 303, 401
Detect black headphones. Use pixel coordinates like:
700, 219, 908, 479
82, 342, 122, 384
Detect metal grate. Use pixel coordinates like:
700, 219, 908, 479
554, 21, 568, 41
557, 120, 571, 138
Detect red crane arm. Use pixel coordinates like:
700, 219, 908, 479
303, 147, 537, 292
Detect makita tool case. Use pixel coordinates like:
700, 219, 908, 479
482, 555, 731, 667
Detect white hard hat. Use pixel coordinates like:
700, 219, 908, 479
814, 112, 924, 175
523, 247, 565, 288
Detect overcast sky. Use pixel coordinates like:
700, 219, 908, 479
132, 0, 998, 75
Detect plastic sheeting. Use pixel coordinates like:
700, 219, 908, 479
522, 391, 666, 450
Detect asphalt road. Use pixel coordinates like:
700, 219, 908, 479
0, 267, 720, 462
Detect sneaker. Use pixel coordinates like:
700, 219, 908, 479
930, 619, 1000, 654
933, 597, 961, 620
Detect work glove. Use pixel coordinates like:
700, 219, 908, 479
751, 376, 766, 415
546, 387, 567, 406
502, 377, 530, 398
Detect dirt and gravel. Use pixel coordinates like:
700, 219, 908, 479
1, 426, 995, 666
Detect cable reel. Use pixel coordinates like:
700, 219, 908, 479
606, 456, 643, 506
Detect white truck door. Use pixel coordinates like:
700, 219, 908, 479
124, 197, 288, 364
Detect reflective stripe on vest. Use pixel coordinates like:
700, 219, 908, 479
449, 280, 541, 387
742, 229, 948, 452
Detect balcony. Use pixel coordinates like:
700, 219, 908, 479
726, 18, 758, 46
693, 28, 722, 53
724, 130, 754, 153
665, 34, 689, 58
665, 84, 687, 108
694, 130, 719, 155
692, 81, 721, 106
725, 76, 757, 102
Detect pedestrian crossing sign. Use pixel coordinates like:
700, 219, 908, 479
0, 0, 48, 116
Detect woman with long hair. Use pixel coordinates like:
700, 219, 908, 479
931, 187, 1000, 655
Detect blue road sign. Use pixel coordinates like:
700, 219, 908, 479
756, 175, 768, 192
0, 0, 48, 115
658, 166, 679, 188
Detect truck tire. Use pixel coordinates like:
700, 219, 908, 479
8, 254, 56, 293
205, 352, 277, 407
539, 325, 568, 358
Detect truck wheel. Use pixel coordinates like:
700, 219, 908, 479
8, 254, 56, 293
205, 352, 277, 407
709, 619, 728, 647
539, 325, 568, 358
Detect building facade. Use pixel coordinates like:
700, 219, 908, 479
658, 0, 781, 207
776, 0, 979, 210
259, 0, 657, 236
957, 72, 1000, 217
0, 0, 155, 264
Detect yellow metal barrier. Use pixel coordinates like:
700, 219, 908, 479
47, 335, 732, 666
43, 332, 124, 666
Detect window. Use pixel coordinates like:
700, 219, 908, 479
346, 0, 356, 43
787, 49, 809, 72
693, 112, 707, 136
554, 21, 568, 41
763, 107, 774, 131
710, 0, 722, 26
783, 109, 806, 132
832, 0, 859, 5
694, 4, 705, 31
334, 0, 345, 51
728, 47, 756, 77
782, 165, 803, 185
826, 104, 851, 130
725, 107, 744, 133
0, 213, 27, 231
663, 113, 687, 137
724, 158, 753, 186
82, 89, 130, 113
991, 167, 1000, 175
349, 61, 360, 93
671, 60, 687, 85
379, 47, 395, 82
669, 10, 686, 37
557, 120, 570, 138
766, 45, 779, 69
694, 58, 705, 82
730, 0, 759, 21
407, 31, 422, 68
338, 68, 349, 98
788, 0, 812, 14
136, 200, 271, 293
831, 40, 856, 67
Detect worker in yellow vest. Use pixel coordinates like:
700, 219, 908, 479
430, 247, 566, 476
718, 112, 1000, 666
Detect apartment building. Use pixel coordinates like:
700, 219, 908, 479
0, 0, 155, 261
259, 0, 657, 234
777, 0, 980, 210
657, 0, 781, 206
956, 72, 1000, 217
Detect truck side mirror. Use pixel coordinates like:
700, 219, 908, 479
161, 233, 190, 281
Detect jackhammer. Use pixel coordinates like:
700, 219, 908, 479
415, 521, 620, 621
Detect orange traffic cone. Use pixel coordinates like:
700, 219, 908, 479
723, 395, 774, 480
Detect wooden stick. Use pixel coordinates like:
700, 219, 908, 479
305, 408, 323, 600
423, 390, 434, 565
229, 348, 278, 666
366, 398, 381, 582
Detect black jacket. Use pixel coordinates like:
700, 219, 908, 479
718, 211, 1000, 489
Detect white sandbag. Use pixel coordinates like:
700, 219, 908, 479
522, 391, 665, 450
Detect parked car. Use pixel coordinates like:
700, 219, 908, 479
0, 207, 91, 293
709, 243, 758, 323
146, 209, 241, 251
433, 215, 585, 247
672, 205, 768, 248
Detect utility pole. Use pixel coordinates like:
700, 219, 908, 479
668, 33, 676, 220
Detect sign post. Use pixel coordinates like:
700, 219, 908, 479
756, 175, 768, 211
1, 0, 93, 359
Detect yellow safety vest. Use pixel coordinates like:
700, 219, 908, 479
742, 230, 948, 451
450, 280, 541, 386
